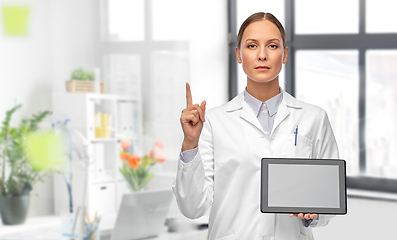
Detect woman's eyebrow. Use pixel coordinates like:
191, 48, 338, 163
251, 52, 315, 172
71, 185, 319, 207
267, 38, 281, 43
244, 38, 281, 43
245, 38, 259, 43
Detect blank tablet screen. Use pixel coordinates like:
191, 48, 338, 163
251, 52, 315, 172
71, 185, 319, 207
261, 158, 347, 214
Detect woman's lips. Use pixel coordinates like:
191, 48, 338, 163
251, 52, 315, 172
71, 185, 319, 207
255, 66, 270, 71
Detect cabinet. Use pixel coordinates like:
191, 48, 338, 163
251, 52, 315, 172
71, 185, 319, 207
52, 92, 142, 220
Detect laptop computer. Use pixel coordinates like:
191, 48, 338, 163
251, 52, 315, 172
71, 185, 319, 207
111, 189, 173, 240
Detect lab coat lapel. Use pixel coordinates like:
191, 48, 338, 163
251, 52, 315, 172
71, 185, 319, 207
271, 90, 302, 135
227, 92, 265, 135
240, 101, 265, 135
272, 102, 289, 135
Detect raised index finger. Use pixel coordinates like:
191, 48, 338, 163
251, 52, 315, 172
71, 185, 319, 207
186, 82, 193, 107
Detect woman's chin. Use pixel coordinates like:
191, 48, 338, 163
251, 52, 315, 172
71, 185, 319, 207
247, 76, 279, 84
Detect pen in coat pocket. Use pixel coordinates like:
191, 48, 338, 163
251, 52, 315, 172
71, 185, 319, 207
294, 125, 298, 146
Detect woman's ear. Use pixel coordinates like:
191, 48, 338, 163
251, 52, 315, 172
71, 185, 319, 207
283, 46, 289, 64
235, 47, 242, 64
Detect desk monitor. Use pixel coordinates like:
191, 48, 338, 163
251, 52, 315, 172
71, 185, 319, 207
111, 189, 173, 240
261, 158, 347, 214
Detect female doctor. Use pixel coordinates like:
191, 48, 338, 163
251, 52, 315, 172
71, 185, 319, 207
173, 12, 339, 240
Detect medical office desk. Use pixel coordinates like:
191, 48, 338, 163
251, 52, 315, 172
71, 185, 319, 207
0, 215, 208, 240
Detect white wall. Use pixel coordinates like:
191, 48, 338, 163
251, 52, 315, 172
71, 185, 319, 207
0, 0, 97, 217
1, 0, 227, 218
49, 0, 98, 216
0, 0, 53, 217
145, 0, 228, 219
50, 0, 98, 94
188, 0, 228, 110
312, 196, 397, 239
144, 0, 229, 160
0, 0, 52, 123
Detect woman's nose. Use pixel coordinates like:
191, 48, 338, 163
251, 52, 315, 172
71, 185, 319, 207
258, 49, 267, 61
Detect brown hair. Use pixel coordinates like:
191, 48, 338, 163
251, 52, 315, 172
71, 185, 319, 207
237, 12, 286, 49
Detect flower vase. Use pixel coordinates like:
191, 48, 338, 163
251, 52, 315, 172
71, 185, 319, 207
129, 183, 147, 193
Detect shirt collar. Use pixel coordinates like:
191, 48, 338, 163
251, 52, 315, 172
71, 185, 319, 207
226, 88, 301, 112
244, 90, 262, 117
243, 88, 283, 117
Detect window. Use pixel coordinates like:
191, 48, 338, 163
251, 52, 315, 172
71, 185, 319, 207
366, 0, 397, 33
295, 0, 359, 34
100, 0, 228, 158
288, 0, 397, 192
151, 0, 190, 41
365, 50, 397, 178
106, 0, 145, 41
295, 50, 360, 176
229, 0, 397, 194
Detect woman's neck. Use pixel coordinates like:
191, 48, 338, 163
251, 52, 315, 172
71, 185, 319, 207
246, 78, 280, 102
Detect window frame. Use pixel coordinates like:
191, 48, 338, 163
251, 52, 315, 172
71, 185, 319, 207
228, 0, 397, 194
228, 0, 238, 101
97, 0, 189, 133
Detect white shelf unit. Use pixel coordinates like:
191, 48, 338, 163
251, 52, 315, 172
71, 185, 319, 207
52, 92, 142, 220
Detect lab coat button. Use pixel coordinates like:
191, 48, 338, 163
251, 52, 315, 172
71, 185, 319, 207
264, 132, 268, 136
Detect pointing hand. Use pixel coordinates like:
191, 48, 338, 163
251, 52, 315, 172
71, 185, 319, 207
180, 82, 206, 151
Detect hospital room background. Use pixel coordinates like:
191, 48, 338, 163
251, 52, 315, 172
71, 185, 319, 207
0, 0, 396, 239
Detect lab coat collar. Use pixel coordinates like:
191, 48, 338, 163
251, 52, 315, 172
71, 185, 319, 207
226, 92, 263, 133
226, 91, 244, 112
226, 88, 301, 112
282, 90, 302, 109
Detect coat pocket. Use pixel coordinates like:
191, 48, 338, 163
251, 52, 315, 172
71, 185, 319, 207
299, 233, 314, 240
287, 134, 313, 158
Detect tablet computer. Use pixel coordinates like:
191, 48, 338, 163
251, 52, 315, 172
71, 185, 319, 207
261, 158, 347, 214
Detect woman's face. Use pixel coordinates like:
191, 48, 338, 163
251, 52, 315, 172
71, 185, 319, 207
236, 20, 288, 84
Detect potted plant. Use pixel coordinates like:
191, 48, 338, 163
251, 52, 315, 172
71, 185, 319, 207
0, 105, 52, 225
65, 68, 105, 93
70, 68, 95, 81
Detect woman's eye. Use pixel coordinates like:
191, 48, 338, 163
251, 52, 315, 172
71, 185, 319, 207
248, 44, 257, 49
269, 44, 278, 49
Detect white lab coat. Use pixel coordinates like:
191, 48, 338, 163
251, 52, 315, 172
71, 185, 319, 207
172, 90, 339, 240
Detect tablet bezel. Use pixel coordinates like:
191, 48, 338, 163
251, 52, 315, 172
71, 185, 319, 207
260, 158, 347, 214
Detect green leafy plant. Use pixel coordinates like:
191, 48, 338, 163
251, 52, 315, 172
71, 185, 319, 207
71, 68, 94, 81
0, 105, 52, 196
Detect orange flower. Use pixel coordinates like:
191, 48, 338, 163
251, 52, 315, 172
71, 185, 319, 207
154, 140, 164, 150
120, 140, 131, 151
148, 150, 155, 159
128, 154, 141, 169
119, 152, 130, 161
156, 158, 166, 163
